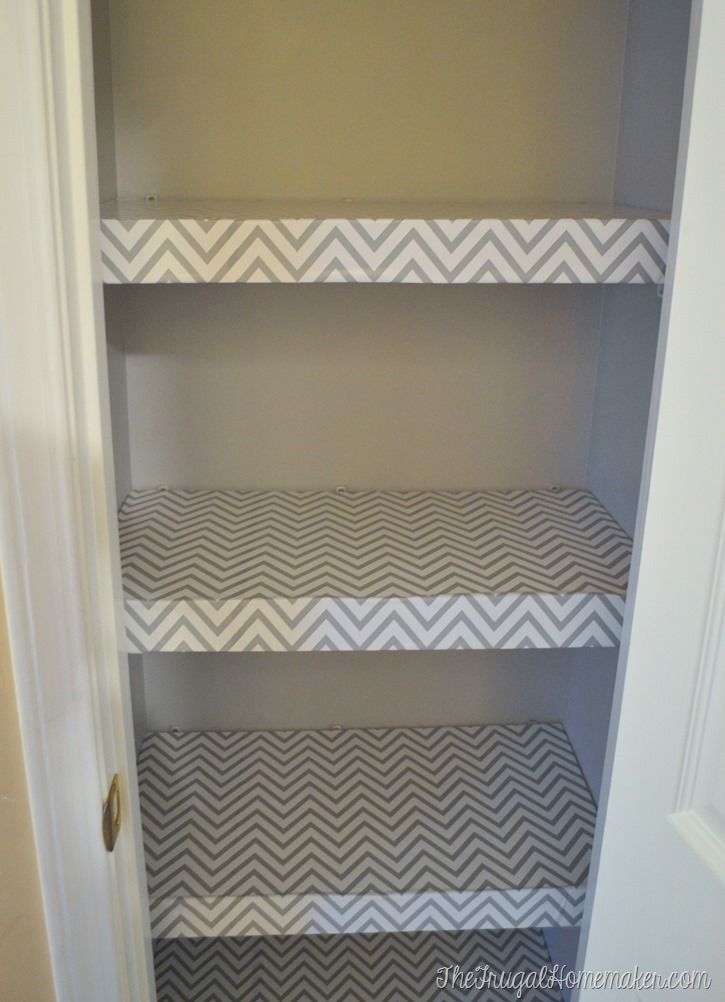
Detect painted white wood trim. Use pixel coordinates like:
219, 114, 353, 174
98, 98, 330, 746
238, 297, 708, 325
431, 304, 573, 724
577, 1, 725, 995
670, 495, 725, 882
672, 498, 725, 809
0, 1, 153, 1000
669, 808, 725, 886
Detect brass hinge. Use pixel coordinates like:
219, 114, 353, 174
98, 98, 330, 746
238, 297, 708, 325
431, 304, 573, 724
102, 774, 122, 852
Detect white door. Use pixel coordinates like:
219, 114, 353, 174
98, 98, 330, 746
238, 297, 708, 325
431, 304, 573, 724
579, 3, 725, 998
0, 2, 152, 1000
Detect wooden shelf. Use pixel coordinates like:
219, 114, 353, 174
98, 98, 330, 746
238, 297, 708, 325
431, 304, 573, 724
138, 720, 596, 939
101, 199, 669, 285
154, 928, 564, 1001
119, 486, 630, 653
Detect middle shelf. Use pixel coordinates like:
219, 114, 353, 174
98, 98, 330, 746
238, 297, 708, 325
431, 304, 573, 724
138, 719, 596, 939
119, 485, 631, 653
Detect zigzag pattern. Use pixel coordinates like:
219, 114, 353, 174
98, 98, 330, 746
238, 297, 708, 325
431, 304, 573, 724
150, 887, 586, 940
153, 929, 564, 1001
124, 593, 626, 653
138, 721, 596, 938
119, 486, 630, 652
101, 215, 669, 284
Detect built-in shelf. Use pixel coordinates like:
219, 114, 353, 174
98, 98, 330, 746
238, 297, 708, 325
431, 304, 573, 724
119, 486, 631, 653
138, 720, 596, 939
101, 199, 669, 284
153, 928, 564, 1001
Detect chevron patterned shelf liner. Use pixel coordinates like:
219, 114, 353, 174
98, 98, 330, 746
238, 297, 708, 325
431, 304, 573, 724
101, 214, 669, 284
153, 928, 563, 1001
119, 486, 631, 652
138, 721, 596, 939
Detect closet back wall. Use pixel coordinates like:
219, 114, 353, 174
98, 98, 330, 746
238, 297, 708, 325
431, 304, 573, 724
106, 284, 602, 491
105, 0, 629, 202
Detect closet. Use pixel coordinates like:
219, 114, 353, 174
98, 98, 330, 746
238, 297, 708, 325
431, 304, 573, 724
90, 2, 692, 999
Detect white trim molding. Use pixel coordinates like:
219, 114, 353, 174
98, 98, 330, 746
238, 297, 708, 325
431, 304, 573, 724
578, 2, 725, 995
670, 498, 725, 883
0, 1, 153, 1000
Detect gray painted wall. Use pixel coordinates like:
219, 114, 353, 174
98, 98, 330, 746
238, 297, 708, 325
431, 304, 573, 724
91, 0, 117, 203
109, 283, 602, 491
570, 0, 692, 797
543, 9, 694, 973
584, 0, 691, 536
142, 649, 593, 734
563, 649, 618, 802
544, 11, 693, 976
127, 655, 147, 752
105, 0, 629, 204
544, 928, 579, 1002
104, 257, 146, 748
104, 307, 131, 506
586, 287, 662, 537
614, 0, 692, 211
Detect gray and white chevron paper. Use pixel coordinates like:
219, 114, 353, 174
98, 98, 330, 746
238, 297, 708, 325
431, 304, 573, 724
119, 486, 630, 653
101, 216, 668, 284
138, 721, 596, 938
153, 929, 564, 1001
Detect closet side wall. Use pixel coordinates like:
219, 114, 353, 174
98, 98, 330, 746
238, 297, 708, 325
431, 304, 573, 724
586, 287, 661, 537
106, 299, 148, 750
614, 0, 692, 212
105, 312, 131, 506
587, 0, 691, 533
561, 0, 692, 850
94, 0, 148, 746
561, 650, 618, 801
91, 0, 117, 202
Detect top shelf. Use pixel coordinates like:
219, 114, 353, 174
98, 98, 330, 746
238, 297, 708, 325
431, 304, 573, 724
100, 199, 670, 286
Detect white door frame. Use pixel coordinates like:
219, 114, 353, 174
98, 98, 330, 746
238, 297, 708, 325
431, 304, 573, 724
1, 1, 721, 1000
0, 1, 152, 1000
578, 1, 725, 995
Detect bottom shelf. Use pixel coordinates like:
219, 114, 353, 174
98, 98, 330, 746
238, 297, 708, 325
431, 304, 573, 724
154, 929, 564, 1002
